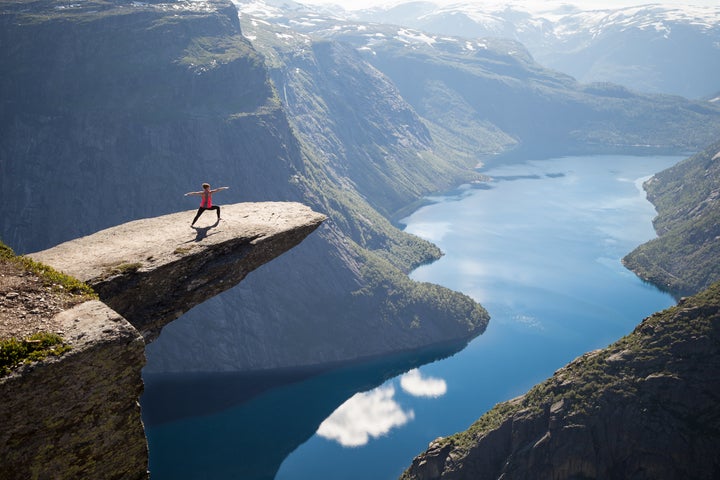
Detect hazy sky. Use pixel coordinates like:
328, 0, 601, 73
301, 0, 719, 11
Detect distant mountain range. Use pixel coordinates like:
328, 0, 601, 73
280, 0, 720, 100
237, 0, 720, 162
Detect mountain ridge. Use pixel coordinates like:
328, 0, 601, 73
238, 0, 720, 164
348, 1, 720, 99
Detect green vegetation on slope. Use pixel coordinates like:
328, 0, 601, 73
0, 241, 96, 298
416, 279, 720, 469
245, 21, 486, 216
1, 332, 72, 376
300, 172, 442, 271
0, 240, 96, 375
624, 140, 720, 297
355, 248, 489, 334
246, 22, 480, 274
292, 140, 489, 340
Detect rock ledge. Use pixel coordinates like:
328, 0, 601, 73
30, 202, 326, 341
1, 202, 324, 480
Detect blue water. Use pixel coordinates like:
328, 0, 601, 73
144, 154, 680, 480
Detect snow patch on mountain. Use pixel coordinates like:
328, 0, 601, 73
235, 0, 720, 98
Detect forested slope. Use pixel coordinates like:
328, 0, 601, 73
624, 140, 720, 297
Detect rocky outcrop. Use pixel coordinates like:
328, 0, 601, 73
1, 301, 147, 480
401, 281, 720, 480
29, 202, 326, 341
1, 203, 324, 480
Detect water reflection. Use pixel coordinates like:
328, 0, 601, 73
400, 368, 447, 398
317, 385, 415, 447
316, 369, 448, 447
511, 314, 543, 330
404, 221, 452, 243
143, 341, 467, 479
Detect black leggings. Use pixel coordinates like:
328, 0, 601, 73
192, 206, 220, 225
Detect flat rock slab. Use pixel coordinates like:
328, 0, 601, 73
30, 202, 326, 340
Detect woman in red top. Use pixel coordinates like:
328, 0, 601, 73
185, 183, 229, 226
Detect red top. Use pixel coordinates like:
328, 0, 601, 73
200, 191, 212, 208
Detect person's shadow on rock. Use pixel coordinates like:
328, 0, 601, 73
191, 218, 220, 242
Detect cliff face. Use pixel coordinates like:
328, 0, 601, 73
0, 0, 293, 250
1, 203, 324, 480
402, 281, 720, 480
1, 0, 489, 374
1, 301, 147, 480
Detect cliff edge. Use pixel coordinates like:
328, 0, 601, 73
1, 202, 324, 480
29, 202, 326, 341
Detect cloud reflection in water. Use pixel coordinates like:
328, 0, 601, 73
316, 369, 447, 447
400, 368, 447, 398
316, 385, 414, 447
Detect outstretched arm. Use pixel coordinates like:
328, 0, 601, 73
210, 186, 230, 193
184, 191, 203, 196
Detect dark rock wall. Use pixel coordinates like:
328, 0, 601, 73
0, 0, 296, 253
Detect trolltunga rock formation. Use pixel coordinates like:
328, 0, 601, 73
29, 202, 326, 341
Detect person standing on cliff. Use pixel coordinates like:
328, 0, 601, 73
185, 183, 229, 226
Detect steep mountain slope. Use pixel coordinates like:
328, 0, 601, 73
263, 38, 482, 219
402, 280, 720, 480
1, 0, 294, 249
624, 140, 720, 297
152, 1, 720, 370
239, 1, 720, 161
0, 0, 488, 373
354, 1, 720, 99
